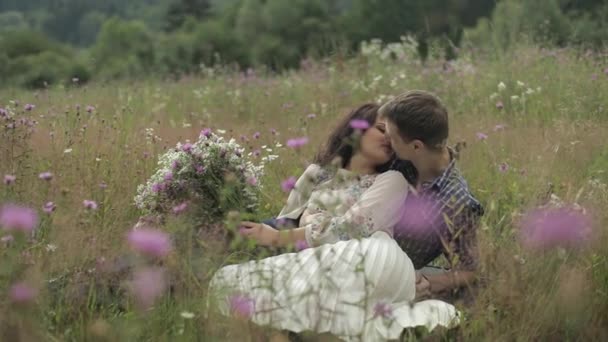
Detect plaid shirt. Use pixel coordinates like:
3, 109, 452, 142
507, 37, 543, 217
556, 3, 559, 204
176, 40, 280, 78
392, 154, 484, 271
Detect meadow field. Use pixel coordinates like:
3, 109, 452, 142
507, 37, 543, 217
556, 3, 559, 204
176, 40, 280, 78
1, 43, 608, 341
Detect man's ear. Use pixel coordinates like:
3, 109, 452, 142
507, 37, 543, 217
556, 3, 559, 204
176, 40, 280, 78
412, 139, 424, 150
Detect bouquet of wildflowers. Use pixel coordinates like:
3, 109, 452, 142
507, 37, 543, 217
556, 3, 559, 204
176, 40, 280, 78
134, 128, 267, 227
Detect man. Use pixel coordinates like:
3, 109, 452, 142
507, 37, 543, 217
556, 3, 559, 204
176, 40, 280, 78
380, 90, 484, 302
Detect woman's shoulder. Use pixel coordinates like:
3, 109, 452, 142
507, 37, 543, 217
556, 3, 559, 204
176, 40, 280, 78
372, 170, 409, 188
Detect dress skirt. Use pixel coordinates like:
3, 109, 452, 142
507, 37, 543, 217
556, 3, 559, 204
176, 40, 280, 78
208, 231, 459, 341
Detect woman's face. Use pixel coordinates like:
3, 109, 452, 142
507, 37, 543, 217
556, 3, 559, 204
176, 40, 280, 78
359, 117, 393, 166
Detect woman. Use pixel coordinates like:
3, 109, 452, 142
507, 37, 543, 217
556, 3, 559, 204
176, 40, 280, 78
208, 104, 457, 341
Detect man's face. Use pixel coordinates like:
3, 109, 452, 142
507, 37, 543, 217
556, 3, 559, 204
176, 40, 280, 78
385, 120, 415, 160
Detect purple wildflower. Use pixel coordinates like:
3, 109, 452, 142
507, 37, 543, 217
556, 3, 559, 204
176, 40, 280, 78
229, 294, 255, 318
247, 177, 258, 186
171, 160, 180, 170
281, 177, 297, 192
395, 195, 436, 237
496, 101, 504, 110
9, 282, 37, 304
181, 143, 193, 153
127, 228, 172, 258
151, 182, 164, 193
42, 202, 56, 214
350, 119, 370, 130
253, 149, 261, 157
0, 204, 38, 233
24, 104, 35, 111
498, 163, 509, 173
130, 267, 167, 310
270, 128, 277, 135
3, 174, 16, 185
200, 128, 212, 138
83, 200, 98, 210
519, 207, 592, 250
295, 240, 309, 251
172, 202, 188, 215
476, 132, 488, 141
195, 165, 205, 174
39, 172, 53, 181
253, 132, 261, 139
163, 172, 173, 181
373, 302, 393, 319
286, 137, 309, 148
99, 181, 107, 189
86, 105, 95, 113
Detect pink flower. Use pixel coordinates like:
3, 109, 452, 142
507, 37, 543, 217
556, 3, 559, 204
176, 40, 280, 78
493, 124, 506, 132
86, 105, 95, 113
247, 177, 258, 186
496, 101, 504, 110
349, 119, 370, 130
151, 183, 165, 193
229, 294, 255, 318
519, 207, 592, 250
498, 163, 509, 173
295, 240, 309, 251
9, 282, 37, 303
181, 143, 193, 153
163, 172, 173, 181
127, 228, 172, 258
171, 160, 180, 170
286, 137, 309, 148
172, 202, 188, 215
252, 132, 261, 139
3, 174, 16, 185
39, 172, 53, 181
200, 128, 212, 138
24, 104, 35, 111
281, 177, 297, 192
130, 267, 167, 310
83, 200, 98, 210
373, 302, 393, 319
270, 128, 277, 135
476, 132, 488, 141
395, 196, 436, 237
0, 204, 38, 233
42, 202, 56, 214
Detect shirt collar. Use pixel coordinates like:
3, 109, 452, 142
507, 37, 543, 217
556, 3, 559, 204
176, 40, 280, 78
421, 148, 457, 191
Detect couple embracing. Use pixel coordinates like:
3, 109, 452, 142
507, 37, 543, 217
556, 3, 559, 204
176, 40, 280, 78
209, 91, 483, 341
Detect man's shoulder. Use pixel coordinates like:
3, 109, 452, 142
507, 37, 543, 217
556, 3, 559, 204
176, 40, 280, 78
442, 166, 484, 216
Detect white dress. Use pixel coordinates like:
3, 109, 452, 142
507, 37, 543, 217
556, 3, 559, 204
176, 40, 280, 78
208, 165, 459, 341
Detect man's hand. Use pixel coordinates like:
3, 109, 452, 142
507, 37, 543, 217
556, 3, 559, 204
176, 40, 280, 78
239, 221, 279, 246
414, 271, 432, 301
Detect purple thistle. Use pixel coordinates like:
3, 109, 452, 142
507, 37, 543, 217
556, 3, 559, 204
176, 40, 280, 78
127, 228, 172, 258
9, 282, 37, 304
281, 177, 297, 192
270, 128, 277, 135
349, 119, 370, 130
3, 174, 16, 185
171, 160, 180, 170
519, 207, 592, 250
395, 195, 436, 237
295, 240, 309, 251
172, 202, 188, 215
253, 132, 261, 139
163, 172, 173, 181
195, 165, 205, 174
496, 101, 504, 110
181, 143, 193, 153
99, 181, 108, 189
253, 149, 261, 157
498, 163, 509, 173
86, 105, 95, 113
42, 202, 56, 214
24, 104, 35, 111
240, 135, 248, 142
373, 302, 393, 319
200, 128, 212, 138
229, 294, 255, 318
151, 182, 165, 193
83, 200, 98, 210
476, 132, 488, 141
247, 177, 258, 186
0, 204, 38, 233
39, 172, 53, 181
286, 137, 309, 148
130, 267, 167, 310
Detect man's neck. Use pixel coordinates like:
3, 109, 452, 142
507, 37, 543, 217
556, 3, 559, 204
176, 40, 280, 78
414, 147, 451, 186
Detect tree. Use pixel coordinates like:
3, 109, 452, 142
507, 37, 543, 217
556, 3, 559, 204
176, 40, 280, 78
165, 0, 211, 31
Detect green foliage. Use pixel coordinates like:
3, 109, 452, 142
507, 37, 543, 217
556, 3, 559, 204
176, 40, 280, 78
91, 18, 156, 79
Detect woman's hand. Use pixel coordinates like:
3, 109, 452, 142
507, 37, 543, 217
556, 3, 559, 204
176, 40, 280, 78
239, 221, 280, 246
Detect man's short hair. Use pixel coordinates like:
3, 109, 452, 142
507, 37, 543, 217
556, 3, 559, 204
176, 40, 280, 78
379, 90, 449, 150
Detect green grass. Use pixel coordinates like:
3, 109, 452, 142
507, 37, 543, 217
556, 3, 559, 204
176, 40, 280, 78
1, 43, 608, 341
